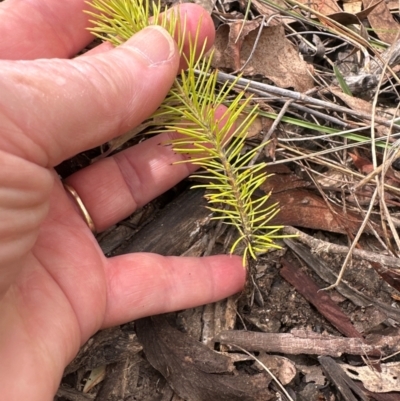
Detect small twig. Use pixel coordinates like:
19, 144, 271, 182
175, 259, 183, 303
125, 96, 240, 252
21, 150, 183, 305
282, 226, 400, 268
249, 99, 294, 166
217, 330, 393, 356
216, 71, 400, 131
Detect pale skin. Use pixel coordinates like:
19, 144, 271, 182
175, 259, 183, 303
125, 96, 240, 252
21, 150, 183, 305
0, 1, 246, 400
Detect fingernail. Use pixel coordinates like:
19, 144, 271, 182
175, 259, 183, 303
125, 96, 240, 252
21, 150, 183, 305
131, 26, 176, 66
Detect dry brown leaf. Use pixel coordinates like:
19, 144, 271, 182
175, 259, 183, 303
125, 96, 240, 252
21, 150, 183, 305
212, 20, 260, 71
330, 87, 372, 113
342, 362, 400, 392
387, 0, 399, 10
297, 0, 341, 16
297, 365, 326, 386
251, 0, 294, 25
315, 168, 347, 188
343, 2, 362, 14
213, 24, 314, 92
349, 153, 374, 174
362, 0, 400, 44
254, 354, 296, 385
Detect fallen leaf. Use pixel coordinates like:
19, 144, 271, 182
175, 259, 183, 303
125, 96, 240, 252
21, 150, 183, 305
254, 353, 297, 385
297, 364, 326, 386
330, 87, 372, 114
349, 153, 374, 174
329, 0, 383, 24
342, 362, 400, 392
362, 0, 400, 44
343, 1, 362, 14
213, 24, 314, 92
297, 0, 341, 15
252, 0, 294, 25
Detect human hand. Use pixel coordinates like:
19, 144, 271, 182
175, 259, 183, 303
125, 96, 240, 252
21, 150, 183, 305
0, 1, 245, 400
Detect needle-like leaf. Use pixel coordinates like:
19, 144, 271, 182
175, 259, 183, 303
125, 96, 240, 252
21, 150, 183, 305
87, 0, 288, 264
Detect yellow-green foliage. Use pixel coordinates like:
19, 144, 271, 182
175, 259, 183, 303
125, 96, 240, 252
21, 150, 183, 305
87, 0, 284, 263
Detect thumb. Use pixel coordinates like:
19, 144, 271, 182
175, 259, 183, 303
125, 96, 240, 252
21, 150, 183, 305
0, 26, 179, 167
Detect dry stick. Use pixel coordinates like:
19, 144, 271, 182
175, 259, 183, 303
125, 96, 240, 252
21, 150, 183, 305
216, 330, 389, 356
288, 101, 352, 128
253, 88, 353, 128
282, 226, 400, 268
216, 71, 400, 131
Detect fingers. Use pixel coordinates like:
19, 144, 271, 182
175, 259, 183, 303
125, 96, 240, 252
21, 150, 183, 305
0, 5, 215, 167
65, 133, 195, 232
81, 4, 216, 72
64, 106, 229, 232
0, 26, 179, 167
102, 253, 246, 328
0, 0, 215, 61
0, 0, 93, 59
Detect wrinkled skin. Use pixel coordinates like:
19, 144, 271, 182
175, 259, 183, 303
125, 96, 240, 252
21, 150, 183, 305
0, 1, 245, 399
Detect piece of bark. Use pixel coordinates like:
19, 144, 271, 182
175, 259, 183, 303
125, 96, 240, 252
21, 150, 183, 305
95, 354, 140, 401
263, 187, 383, 235
117, 188, 211, 255
201, 296, 239, 347
355, 382, 400, 401
65, 324, 141, 375
319, 356, 368, 401
370, 261, 400, 292
215, 330, 399, 356
280, 258, 363, 339
56, 387, 95, 401
136, 315, 274, 401
284, 240, 400, 323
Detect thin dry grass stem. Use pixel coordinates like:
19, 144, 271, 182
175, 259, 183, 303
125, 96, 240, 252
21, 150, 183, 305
369, 53, 398, 253
298, 163, 392, 254
322, 187, 379, 291
380, 138, 400, 253
233, 15, 266, 74
321, 62, 397, 289
276, 144, 400, 197
352, 193, 393, 253
251, 92, 353, 128
249, 99, 294, 166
